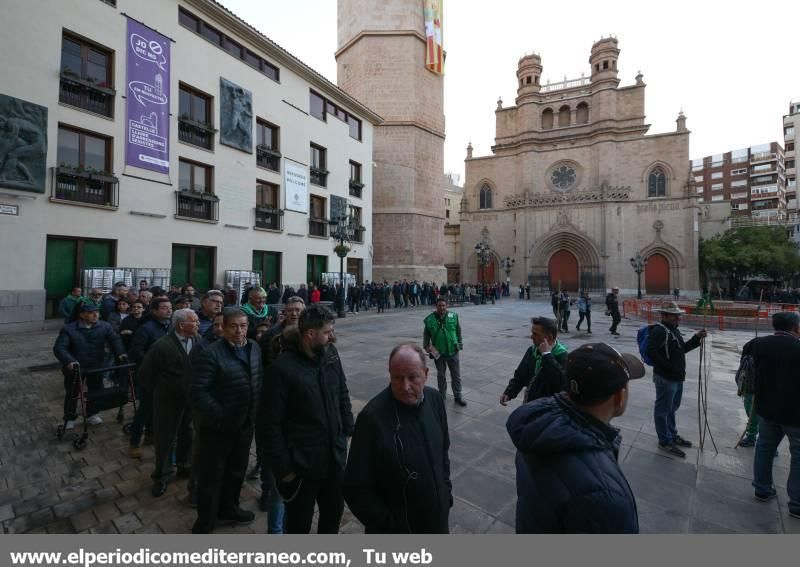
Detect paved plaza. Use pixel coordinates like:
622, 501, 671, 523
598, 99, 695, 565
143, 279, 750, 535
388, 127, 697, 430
0, 299, 798, 534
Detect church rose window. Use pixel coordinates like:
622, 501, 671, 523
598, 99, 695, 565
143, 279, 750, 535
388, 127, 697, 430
550, 166, 576, 191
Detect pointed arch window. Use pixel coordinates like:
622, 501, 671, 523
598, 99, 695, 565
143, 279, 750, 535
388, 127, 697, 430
479, 185, 493, 209
648, 167, 667, 198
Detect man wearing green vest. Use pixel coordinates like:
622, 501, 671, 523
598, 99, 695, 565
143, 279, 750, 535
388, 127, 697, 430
423, 297, 466, 406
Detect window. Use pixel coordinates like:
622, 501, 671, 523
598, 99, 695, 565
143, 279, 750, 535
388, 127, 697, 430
541, 108, 554, 130
731, 179, 748, 188
711, 195, 724, 202
711, 172, 723, 179
309, 195, 327, 237
603, 60, 609, 70
253, 251, 282, 286
347, 115, 362, 141
711, 183, 723, 191
349, 161, 363, 198
54, 126, 117, 206
694, 176, 704, 182
310, 91, 326, 120
310, 144, 327, 187
576, 102, 589, 124
558, 105, 570, 127
479, 185, 493, 209
255, 181, 282, 231
648, 167, 666, 198
59, 34, 114, 117
350, 206, 364, 242
731, 168, 747, 175
171, 245, 215, 291
526, 76, 531, 85
256, 120, 280, 171
691, 158, 704, 171
732, 192, 748, 199
787, 160, 795, 169
178, 84, 214, 149
446, 209, 450, 219
179, 7, 279, 81
178, 159, 212, 193
786, 127, 795, 138
787, 142, 795, 152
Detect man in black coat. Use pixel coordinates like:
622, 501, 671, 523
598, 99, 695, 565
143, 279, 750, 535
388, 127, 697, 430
127, 297, 173, 459
605, 287, 621, 335
507, 343, 644, 533
137, 308, 201, 498
344, 343, 451, 533
646, 301, 706, 458
191, 308, 262, 534
53, 303, 126, 427
267, 304, 354, 534
501, 317, 568, 406
742, 312, 800, 516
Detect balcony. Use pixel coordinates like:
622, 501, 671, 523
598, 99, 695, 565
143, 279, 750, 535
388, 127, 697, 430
50, 166, 118, 208
254, 206, 283, 231
349, 180, 364, 198
309, 217, 329, 238
178, 116, 215, 150
256, 145, 281, 172
175, 190, 219, 222
541, 76, 591, 93
58, 72, 114, 117
750, 152, 777, 164
351, 225, 366, 243
310, 167, 328, 187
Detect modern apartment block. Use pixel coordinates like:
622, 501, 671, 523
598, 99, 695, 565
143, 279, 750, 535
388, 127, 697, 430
784, 100, 799, 209
0, 0, 380, 330
691, 141, 786, 221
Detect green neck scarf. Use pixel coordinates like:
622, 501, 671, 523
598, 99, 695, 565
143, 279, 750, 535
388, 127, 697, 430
241, 302, 268, 318
533, 341, 568, 377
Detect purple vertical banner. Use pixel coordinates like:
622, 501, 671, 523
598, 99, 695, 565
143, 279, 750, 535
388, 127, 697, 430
125, 18, 170, 173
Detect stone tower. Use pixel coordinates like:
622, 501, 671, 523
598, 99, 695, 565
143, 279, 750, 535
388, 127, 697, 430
336, 0, 446, 283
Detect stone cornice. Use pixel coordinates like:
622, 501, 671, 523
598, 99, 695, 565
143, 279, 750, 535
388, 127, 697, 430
503, 186, 632, 208
335, 30, 428, 59
379, 120, 446, 140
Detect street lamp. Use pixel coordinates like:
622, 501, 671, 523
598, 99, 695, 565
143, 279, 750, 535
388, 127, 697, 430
329, 212, 356, 318
629, 251, 648, 300
475, 241, 493, 304
501, 256, 515, 297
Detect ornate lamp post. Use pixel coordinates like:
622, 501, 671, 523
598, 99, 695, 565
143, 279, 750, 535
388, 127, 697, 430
501, 256, 515, 297
629, 251, 648, 300
329, 212, 355, 318
475, 241, 493, 304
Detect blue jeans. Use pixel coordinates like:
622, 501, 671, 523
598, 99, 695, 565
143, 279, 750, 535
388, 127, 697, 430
653, 375, 683, 445
262, 470, 285, 534
752, 418, 800, 514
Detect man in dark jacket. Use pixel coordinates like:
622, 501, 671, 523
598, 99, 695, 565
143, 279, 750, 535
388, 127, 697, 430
344, 343, 451, 533
501, 317, 568, 405
267, 304, 354, 534
251, 296, 305, 533
137, 308, 201, 498
605, 287, 621, 335
53, 303, 126, 428
742, 312, 800, 517
646, 301, 706, 458
191, 308, 262, 534
507, 343, 644, 533
127, 297, 173, 459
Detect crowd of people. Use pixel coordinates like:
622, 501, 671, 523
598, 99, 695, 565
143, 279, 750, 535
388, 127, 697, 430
50, 279, 799, 534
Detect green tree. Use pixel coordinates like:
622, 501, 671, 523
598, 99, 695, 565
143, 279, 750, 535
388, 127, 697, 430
700, 226, 800, 283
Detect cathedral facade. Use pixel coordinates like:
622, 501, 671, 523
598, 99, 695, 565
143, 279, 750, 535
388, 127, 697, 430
460, 37, 701, 295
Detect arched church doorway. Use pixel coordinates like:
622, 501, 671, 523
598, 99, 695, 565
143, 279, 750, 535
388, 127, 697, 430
548, 250, 579, 291
477, 256, 496, 284
645, 253, 670, 295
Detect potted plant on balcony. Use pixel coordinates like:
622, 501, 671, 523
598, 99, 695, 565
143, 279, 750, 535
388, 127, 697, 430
56, 162, 91, 179
86, 167, 118, 184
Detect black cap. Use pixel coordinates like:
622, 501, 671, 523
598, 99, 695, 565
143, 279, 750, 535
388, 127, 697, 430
80, 303, 99, 313
567, 343, 645, 403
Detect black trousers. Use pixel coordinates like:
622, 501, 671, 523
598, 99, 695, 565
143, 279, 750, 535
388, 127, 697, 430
609, 310, 621, 333
577, 310, 591, 331
282, 467, 344, 534
151, 384, 192, 483
193, 422, 254, 533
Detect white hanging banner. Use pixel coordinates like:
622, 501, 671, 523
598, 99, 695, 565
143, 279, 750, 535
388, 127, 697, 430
284, 160, 309, 213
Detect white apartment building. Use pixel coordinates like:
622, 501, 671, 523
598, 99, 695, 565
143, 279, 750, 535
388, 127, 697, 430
0, 0, 380, 330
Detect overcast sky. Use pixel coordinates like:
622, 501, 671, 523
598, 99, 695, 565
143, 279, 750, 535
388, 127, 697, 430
219, 0, 799, 183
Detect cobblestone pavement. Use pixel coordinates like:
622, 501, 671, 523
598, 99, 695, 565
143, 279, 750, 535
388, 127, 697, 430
1, 299, 798, 534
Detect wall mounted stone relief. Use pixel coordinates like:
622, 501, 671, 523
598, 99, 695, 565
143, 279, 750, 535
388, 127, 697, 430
219, 78, 252, 153
0, 93, 47, 193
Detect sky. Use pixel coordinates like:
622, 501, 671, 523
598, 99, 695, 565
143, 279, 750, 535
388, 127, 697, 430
218, 0, 799, 183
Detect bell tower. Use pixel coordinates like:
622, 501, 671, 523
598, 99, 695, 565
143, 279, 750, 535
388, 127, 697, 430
336, 0, 446, 282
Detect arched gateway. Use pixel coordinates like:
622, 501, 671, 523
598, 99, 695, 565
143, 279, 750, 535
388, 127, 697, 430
548, 250, 579, 292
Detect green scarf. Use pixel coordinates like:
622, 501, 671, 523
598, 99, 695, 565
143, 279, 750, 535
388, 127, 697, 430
533, 341, 568, 378
241, 302, 268, 318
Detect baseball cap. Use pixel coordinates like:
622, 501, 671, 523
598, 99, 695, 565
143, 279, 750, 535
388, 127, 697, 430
80, 303, 99, 313
567, 343, 645, 403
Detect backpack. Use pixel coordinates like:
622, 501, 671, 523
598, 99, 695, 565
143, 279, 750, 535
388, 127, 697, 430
734, 354, 755, 397
637, 323, 671, 366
